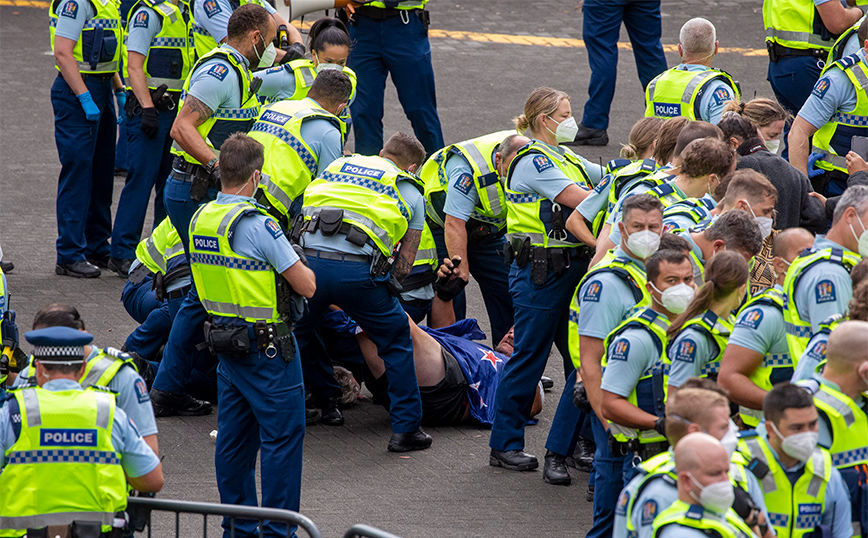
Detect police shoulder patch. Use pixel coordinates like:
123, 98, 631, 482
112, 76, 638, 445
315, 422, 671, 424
132, 9, 149, 28
814, 279, 837, 304
805, 339, 827, 361
60, 0, 79, 18
206, 63, 229, 81
640, 500, 659, 526
812, 77, 831, 99
593, 175, 611, 194
615, 490, 630, 516
532, 154, 553, 173
134, 378, 150, 403
582, 280, 603, 302
737, 308, 764, 329
202, 0, 221, 17
674, 338, 697, 363
264, 218, 283, 239
610, 338, 630, 361
454, 173, 474, 195
711, 87, 731, 105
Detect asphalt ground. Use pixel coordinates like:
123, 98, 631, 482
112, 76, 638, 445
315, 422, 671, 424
0, 0, 772, 536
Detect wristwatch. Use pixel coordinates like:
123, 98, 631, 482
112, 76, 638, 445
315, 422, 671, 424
204, 157, 219, 174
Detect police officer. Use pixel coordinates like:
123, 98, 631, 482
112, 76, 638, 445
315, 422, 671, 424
719, 228, 814, 428
342, 0, 444, 156
546, 195, 663, 494
295, 132, 433, 452
150, 4, 274, 417
800, 321, 868, 537
764, 0, 861, 122
11, 303, 160, 456
396, 222, 439, 322
783, 185, 868, 361
790, 19, 868, 195
791, 314, 843, 382
644, 18, 739, 125
187, 133, 315, 537
652, 433, 756, 538
0, 327, 163, 535
736, 383, 853, 538
617, 386, 772, 538
667, 252, 749, 394
488, 87, 599, 472
106, 0, 195, 276
419, 131, 529, 345
50, 0, 126, 278
192, 0, 301, 63
601, 249, 695, 465
249, 69, 352, 226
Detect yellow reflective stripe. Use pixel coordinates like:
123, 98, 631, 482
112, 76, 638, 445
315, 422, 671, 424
766, 27, 835, 48
95, 391, 112, 429
261, 174, 295, 216
199, 299, 272, 320
21, 389, 41, 427
814, 389, 856, 426
303, 206, 394, 252
744, 438, 777, 493
145, 77, 185, 90
0, 510, 117, 529
145, 237, 167, 273
81, 356, 115, 389
806, 450, 826, 496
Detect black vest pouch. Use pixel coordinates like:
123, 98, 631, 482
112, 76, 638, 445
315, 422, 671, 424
318, 208, 344, 236
344, 225, 368, 247
202, 321, 250, 356
531, 248, 548, 286
70, 521, 101, 538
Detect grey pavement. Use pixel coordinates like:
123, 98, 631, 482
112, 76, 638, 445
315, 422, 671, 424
0, 1, 773, 536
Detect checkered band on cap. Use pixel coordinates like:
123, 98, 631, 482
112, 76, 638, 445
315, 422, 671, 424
32, 345, 85, 360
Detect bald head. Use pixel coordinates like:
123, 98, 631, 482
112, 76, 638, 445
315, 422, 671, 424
675, 432, 727, 474
826, 321, 868, 373
680, 18, 717, 60
772, 227, 814, 261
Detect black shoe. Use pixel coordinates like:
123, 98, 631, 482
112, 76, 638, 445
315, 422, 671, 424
86, 256, 110, 269
0, 261, 13, 273
573, 437, 595, 472
586, 482, 595, 502
563, 124, 609, 147
56, 261, 100, 278
543, 450, 572, 485
320, 398, 344, 426
540, 376, 554, 391
150, 388, 212, 417
305, 408, 321, 425
108, 257, 134, 277
489, 449, 539, 471
388, 429, 433, 452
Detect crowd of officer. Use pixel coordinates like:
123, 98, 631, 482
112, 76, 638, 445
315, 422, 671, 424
5, 0, 868, 535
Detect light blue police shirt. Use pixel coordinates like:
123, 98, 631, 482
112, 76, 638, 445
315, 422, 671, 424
193, 0, 275, 45
186, 44, 248, 111
663, 64, 737, 125
214, 193, 300, 273
301, 158, 426, 256
12, 347, 158, 437
577, 247, 646, 339
125, 5, 161, 56
53, 0, 95, 42
728, 284, 788, 359
792, 331, 829, 382
443, 152, 485, 221
600, 321, 661, 398
0, 379, 160, 477
798, 49, 866, 130
668, 311, 726, 388
792, 235, 855, 332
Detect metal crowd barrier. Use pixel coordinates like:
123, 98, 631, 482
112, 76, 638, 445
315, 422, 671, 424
126, 497, 321, 538
342, 524, 403, 538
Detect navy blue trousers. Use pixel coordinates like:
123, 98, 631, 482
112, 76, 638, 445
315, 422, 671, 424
586, 414, 637, 538
110, 108, 174, 259
489, 257, 587, 451
51, 75, 116, 264
580, 0, 667, 130
347, 11, 444, 156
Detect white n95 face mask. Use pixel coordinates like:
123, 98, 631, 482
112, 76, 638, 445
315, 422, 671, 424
626, 229, 661, 259
258, 42, 276, 69
765, 138, 780, 154
546, 115, 579, 144
651, 282, 695, 315
687, 473, 735, 515
850, 217, 868, 258
719, 420, 739, 458
768, 421, 818, 462
745, 200, 773, 240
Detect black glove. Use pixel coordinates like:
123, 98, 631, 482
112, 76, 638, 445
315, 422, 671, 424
140, 107, 159, 139
572, 380, 592, 413
281, 42, 305, 64
0, 352, 8, 379
434, 275, 467, 302
731, 485, 760, 525
210, 165, 221, 186
292, 244, 309, 267
653, 416, 666, 436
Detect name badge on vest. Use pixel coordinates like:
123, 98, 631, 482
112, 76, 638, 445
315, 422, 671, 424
41, 428, 98, 447
192, 235, 219, 252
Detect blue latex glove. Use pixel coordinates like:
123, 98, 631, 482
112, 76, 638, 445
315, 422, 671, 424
807, 151, 826, 179
115, 89, 127, 124
77, 91, 100, 122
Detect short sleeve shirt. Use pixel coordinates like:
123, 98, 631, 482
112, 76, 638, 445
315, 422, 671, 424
442, 152, 482, 222
254, 64, 298, 102
601, 326, 661, 397
125, 5, 161, 56
216, 193, 299, 273
298, 115, 343, 177
793, 236, 855, 332
193, 0, 275, 45
667, 325, 716, 388
671, 64, 737, 125
509, 140, 584, 201
186, 45, 248, 111
728, 285, 787, 357
53, 0, 95, 42
797, 49, 865, 130
792, 332, 829, 382
577, 247, 646, 339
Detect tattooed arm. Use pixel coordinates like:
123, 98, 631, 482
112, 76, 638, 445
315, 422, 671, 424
392, 228, 421, 283
169, 94, 216, 166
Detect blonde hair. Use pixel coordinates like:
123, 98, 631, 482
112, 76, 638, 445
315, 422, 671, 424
723, 98, 791, 129
665, 388, 729, 445
513, 87, 570, 134
621, 117, 664, 160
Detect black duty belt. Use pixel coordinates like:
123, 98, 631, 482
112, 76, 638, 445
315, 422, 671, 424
636, 441, 670, 461
767, 42, 827, 62
167, 285, 192, 300
302, 248, 371, 264
171, 156, 203, 182
354, 5, 420, 19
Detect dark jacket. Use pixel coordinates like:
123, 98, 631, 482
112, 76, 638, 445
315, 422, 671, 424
736, 139, 827, 234
824, 171, 868, 220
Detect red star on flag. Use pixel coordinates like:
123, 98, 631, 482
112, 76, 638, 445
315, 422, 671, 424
479, 348, 503, 370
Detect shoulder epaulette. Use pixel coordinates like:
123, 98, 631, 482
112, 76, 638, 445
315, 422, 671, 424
103, 347, 133, 362
88, 384, 119, 395
836, 53, 859, 70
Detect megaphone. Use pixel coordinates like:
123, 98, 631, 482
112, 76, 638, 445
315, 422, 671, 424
284, 0, 371, 20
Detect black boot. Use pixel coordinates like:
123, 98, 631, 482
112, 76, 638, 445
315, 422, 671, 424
320, 397, 344, 426
572, 436, 595, 473
543, 450, 571, 485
